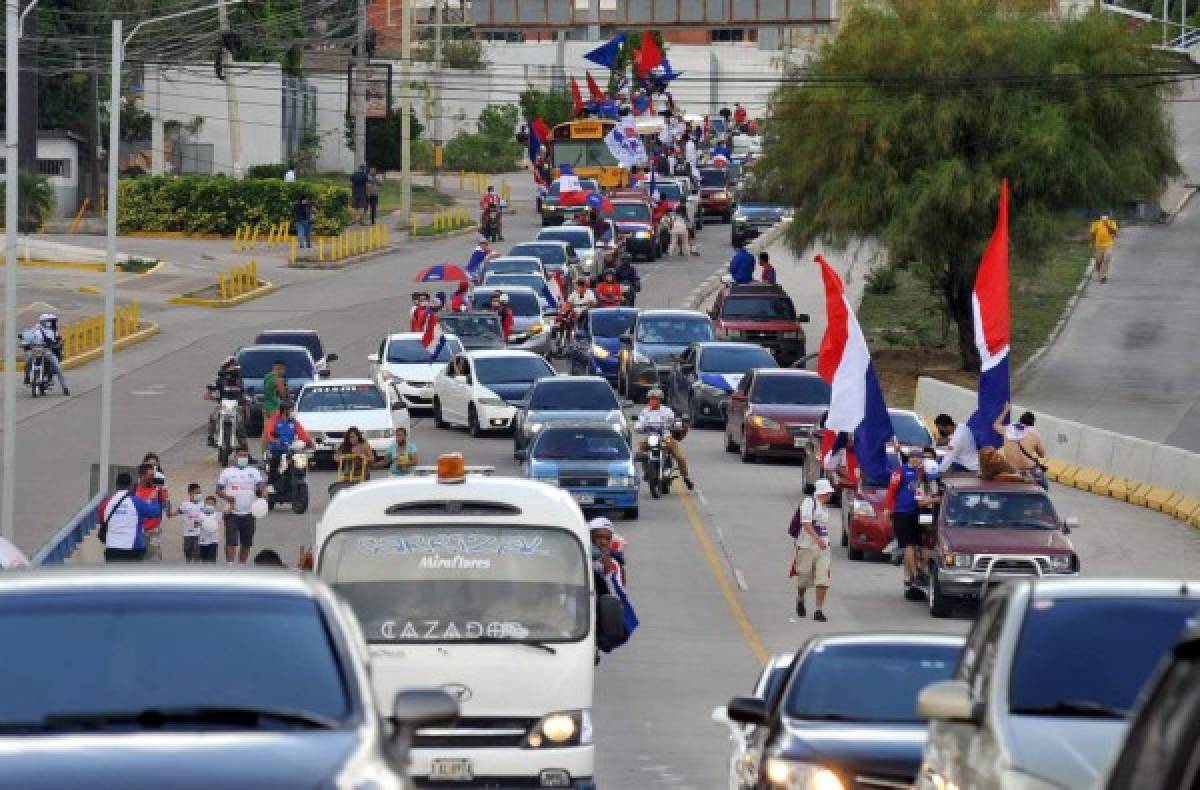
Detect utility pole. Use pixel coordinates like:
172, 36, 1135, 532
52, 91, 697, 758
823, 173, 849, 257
17, 1, 37, 177
587, 0, 600, 41
432, 0, 443, 189
400, 0, 412, 224
3, 0, 21, 544
216, 0, 244, 176
354, 0, 367, 168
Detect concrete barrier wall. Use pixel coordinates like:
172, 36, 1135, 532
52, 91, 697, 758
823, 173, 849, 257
915, 376, 1199, 514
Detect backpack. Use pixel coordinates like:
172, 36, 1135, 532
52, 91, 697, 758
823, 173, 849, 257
787, 498, 812, 539
97, 491, 132, 544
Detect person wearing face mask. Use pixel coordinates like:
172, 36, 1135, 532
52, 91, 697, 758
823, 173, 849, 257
197, 496, 222, 563
176, 483, 205, 562
216, 448, 266, 564
134, 454, 170, 562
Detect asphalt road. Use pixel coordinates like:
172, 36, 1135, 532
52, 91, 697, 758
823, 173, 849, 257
10, 184, 1200, 788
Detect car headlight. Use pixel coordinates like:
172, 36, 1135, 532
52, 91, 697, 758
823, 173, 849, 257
733, 214, 747, 223
632, 350, 650, 364
942, 552, 973, 569
750, 415, 781, 430
590, 344, 610, 359
527, 422, 544, 434
478, 396, 507, 408
851, 499, 875, 518
716, 191, 730, 200
635, 231, 651, 239
528, 323, 545, 335
1050, 554, 1073, 572
763, 758, 845, 790
608, 475, 637, 487
523, 709, 591, 749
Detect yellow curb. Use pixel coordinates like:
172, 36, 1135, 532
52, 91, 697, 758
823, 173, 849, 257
1043, 457, 1070, 482
1172, 496, 1200, 522
168, 281, 275, 308
62, 322, 160, 369
410, 224, 480, 242
1073, 466, 1103, 491
124, 231, 226, 240
1106, 476, 1131, 502
1163, 491, 1185, 514
1088, 472, 1115, 495
2, 258, 165, 275
1129, 482, 1154, 507
1143, 486, 1176, 513
1057, 463, 1081, 486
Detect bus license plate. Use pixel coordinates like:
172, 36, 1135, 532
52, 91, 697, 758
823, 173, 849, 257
429, 758, 473, 781
793, 438, 805, 448
573, 493, 595, 505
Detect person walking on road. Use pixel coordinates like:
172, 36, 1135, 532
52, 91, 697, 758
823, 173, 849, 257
790, 479, 834, 622
216, 448, 266, 565
98, 471, 161, 563
669, 205, 690, 257
177, 482, 205, 563
350, 164, 369, 225
1089, 213, 1118, 284
728, 241, 755, 284
366, 166, 381, 225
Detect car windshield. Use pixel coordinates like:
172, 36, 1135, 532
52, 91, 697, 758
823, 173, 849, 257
589, 310, 637, 338
612, 203, 650, 222
944, 491, 1059, 529
655, 184, 684, 201
891, 413, 932, 446
532, 428, 631, 461
1008, 597, 1200, 717
0, 591, 350, 726
785, 642, 959, 723
700, 346, 777, 374
700, 169, 727, 187
484, 274, 547, 293
529, 380, 618, 411
722, 296, 796, 320
751, 375, 831, 405
319, 525, 590, 643
471, 291, 542, 316
486, 259, 541, 276
256, 332, 322, 361
298, 384, 386, 412
539, 228, 593, 250
510, 244, 567, 268
636, 317, 715, 344
474, 356, 554, 385
552, 138, 617, 169
237, 349, 314, 380
387, 337, 453, 364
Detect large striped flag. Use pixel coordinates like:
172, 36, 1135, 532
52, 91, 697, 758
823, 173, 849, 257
815, 255, 895, 485
421, 314, 446, 358
966, 179, 1011, 451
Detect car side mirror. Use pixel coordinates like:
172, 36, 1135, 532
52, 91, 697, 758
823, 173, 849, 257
391, 401, 406, 411
326, 353, 339, 363
619, 333, 633, 346
797, 313, 810, 323
389, 689, 459, 753
1063, 516, 1079, 532
367, 353, 380, 364
917, 680, 980, 724
725, 696, 768, 725
597, 594, 626, 643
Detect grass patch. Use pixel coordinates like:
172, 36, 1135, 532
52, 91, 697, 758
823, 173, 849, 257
118, 257, 159, 274
858, 237, 1090, 406
306, 174, 455, 214
411, 218, 475, 238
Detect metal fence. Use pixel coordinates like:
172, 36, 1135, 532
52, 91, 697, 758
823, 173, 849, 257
32, 492, 106, 565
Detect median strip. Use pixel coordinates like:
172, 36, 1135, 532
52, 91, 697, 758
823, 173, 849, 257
169, 261, 274, 308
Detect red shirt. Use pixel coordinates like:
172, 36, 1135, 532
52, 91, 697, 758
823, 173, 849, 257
498, 307, 514, 338
480, 193, 501, 210
450, 293, 468, 313
134, 484, 167, 533
410, 306, 428, 333
734, 106, 747, 125
596, 282, 623, 305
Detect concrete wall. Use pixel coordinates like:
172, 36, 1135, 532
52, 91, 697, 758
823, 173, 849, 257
914, 376, 1200, 498
37, 138, 79, 219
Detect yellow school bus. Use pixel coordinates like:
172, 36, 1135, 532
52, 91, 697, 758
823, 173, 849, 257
549, 120, 629, 189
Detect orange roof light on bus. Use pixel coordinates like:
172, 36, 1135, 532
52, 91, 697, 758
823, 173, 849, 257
437, 453, 467, 484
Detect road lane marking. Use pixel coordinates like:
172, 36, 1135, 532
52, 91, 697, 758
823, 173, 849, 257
676, 486, 769, 666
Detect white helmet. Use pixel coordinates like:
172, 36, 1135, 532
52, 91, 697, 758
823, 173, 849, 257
499, 293, 509, 304
589, 516, 614, 533
38, 313, 57, 325
647, 387, 664, 400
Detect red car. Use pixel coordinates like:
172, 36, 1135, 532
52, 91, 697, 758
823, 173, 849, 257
842, 475, 895, 561
708, 283, 807, 366
698, 167, 734, 222
724, 369, 830, 463
610, 198, 670, 261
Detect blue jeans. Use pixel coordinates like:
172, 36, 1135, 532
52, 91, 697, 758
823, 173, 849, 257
24, 348, 68, 390
295, 220, 312, 248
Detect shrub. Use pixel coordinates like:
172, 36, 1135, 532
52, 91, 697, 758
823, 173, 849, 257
442, 104, 523, 173
864, 265, 898, 295
246, 164, 288, 179
117, 176, 349, 236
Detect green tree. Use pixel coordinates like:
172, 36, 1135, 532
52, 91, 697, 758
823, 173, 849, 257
608, 31, 667, 95
0, 172, 55, 229
761, 0, 1180, 370
518, 87, 574, 128
443, 104, 523, 173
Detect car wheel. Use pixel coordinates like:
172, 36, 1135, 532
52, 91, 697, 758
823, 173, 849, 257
291, 484, 309, 515
725, 428, 737, 453
624, 507, 639, 520
468, 404, 484, 438
740, 430, 756, 463
929, 568, 953, 618
432, 398, 448, 429
722, 212, 732, 224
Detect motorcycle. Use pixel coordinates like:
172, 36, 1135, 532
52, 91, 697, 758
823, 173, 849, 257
549, 306, 576, 359
638, 418, 689, 499
264, 440, 311, 514
206, 385, 244, 467
25, 345, 54, 397
481, 205, 503, 242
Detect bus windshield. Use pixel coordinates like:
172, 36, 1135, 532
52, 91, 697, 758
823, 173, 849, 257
552, 140, 619, 169
319, 525, 590, 644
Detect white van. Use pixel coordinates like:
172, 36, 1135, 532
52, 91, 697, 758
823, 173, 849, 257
314, 455, 625, 790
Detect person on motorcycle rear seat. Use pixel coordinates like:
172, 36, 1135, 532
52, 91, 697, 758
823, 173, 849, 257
596, 269, 623, 307
634, 388, 693, 489
264, 400, 312, 479
24, 312, 69, 395
207, 359, 249, 450
335, 426, 378, 480
614, 255, 640, 288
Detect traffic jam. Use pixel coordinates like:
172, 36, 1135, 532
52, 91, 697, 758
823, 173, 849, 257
2, 70, 1197, 790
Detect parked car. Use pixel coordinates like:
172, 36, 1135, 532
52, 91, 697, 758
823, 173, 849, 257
539, 177, 600, 226
699, 167, 734, 222
1099, 624, 1200, 790
617, 309, 715, 402
521, 423, 640, 519
0, 567, 456, 789
294, 379, 408, 464
610, 198, 669, 261
724, 369, 830, 463
368, 332, 461, 412
513, 375, 628, 457
727, 633, 963, 790
236, 344, 318, 436
708, 283, 807, 366
729, 203, 790, 248
567, 307, 639, 381
438, 311, 506, 351
667, 341, 778, 428
432, 350, 556, 436
917, 579, 1200, 790
538, 225, 600, 281
711, 654, 794, 790
253, 329, 337, 374
479, 255, 547, 283
469, 286, 551, 355
507, 240, 578, 284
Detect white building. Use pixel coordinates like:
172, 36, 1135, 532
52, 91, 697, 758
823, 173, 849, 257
0, 130, 85, 219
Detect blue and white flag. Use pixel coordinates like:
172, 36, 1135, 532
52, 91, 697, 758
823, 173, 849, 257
605, 116, 647, 168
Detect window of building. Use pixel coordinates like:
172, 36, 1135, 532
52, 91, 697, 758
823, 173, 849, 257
711, 28, 746, 42
37, 159, 71, 179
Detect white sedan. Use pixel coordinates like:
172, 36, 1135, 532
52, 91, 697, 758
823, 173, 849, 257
431, 350, 556, 437
294, 379, 409, 461
368, 333, 462, 411
712, 654, 794, 790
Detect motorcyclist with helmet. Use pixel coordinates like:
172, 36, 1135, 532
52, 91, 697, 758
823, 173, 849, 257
634, 388, 694, 490
613, 253, 641, 300
23, 313, 69, 395
567, 277, 597, 318
263, 399, 313, 485
206, 357, 249, 451
596, 269, 624, 308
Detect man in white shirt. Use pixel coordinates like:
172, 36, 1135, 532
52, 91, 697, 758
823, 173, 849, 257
216, 448, 266, 564
935, 414, 979, 474
634, 388, 693, 489
791, 479, 835, 622
684, 137, 697, 167
567, 280, 597, 318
